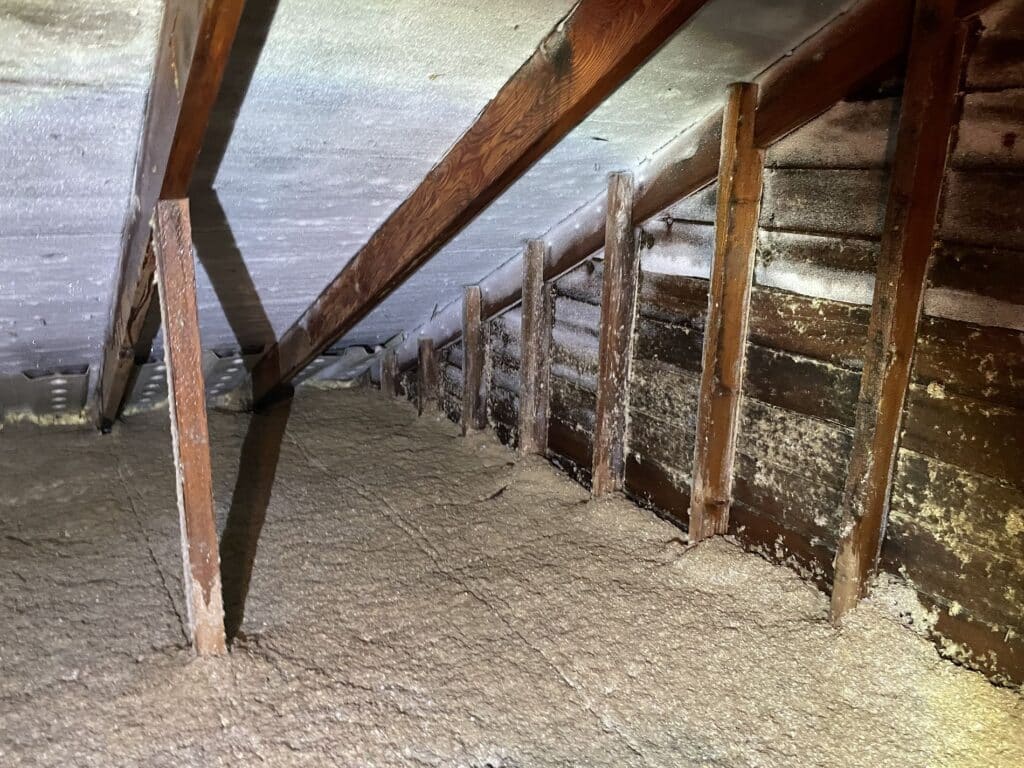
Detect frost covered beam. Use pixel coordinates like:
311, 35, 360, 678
250, 0, 714, 404
592, 173, 640, 497
462, 286, 488, 434
418, 339, 440, 417
392, 0, 998, 371
688, 83, 764, 543
831, 0, 968, 622
96, 0, 246, 429
153, 199, 226, 656
518, 242, 553, 455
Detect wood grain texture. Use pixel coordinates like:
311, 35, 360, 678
96, 0, 245, 428
461, 285, 488, 434
250, 0, 713, 403
518, 242, 553, 455
417, 338, 439, 417
592, 173, 640, 496
831, 0, 968, 622
161, 0, 247, 198
689, 83, 764, 542
152, 199, 226, 656
548, 376, 597, 486
96, 241, 161, 431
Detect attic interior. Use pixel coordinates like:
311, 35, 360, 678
2, 0, 1024, 764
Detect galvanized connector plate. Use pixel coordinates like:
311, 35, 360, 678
0, 366, 90, 423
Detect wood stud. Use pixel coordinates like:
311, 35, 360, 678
831, 0, 969, 621
152, 199, 226, 656
592, 172, 641, 496
518, 241, 553, 455
688, 82, 765, 543
380, 348, 398, 398
462, 285, 488, 434
417, 338, 440, 416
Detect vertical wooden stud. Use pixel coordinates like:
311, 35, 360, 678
380, 348, 398, 398
591, 172, 640, 496
152, 199, 226, 655
518, 240, 553, 455
831, 0, 967, 621
417, 338, 439, 416
462, 285, 488, 434
688, 82, 764, 543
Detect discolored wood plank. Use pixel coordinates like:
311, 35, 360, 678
832, 0, 969, 622
251, 0, 715, 403
628, 409, 696, 483
639, 271, 710, 325
634, 315, 706, 375
628, 357, 701, 430
441, 362, 463, 425
518, 241, 553, 455
927, 243, 1024, 308
914, 315, 1024, 409
592, 173, 641, 496
548, 376, 596, 485
689, 83, 764, 541
744, 344, 860, 427
748, 285, 870, 368
487, 385, 519, 449
152, 199, 226, 656
902, 383, 1024, 488
732, 452, 844, 550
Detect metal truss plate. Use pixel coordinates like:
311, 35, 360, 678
0, 366, 90, 423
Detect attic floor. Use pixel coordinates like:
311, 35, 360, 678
0, 388, 1021, 767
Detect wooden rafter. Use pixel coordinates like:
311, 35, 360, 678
831, 0, 969, 621
250, 0, 714, 404
396, 0, 997, 368
688, 83, 764, 542
95, 0, 246, 429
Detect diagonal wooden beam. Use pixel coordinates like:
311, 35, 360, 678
831, 0, 969, 622
95, 0, 246, 430
153, 199, 226, 655
250, 0, 714, 404
688, 82, 764, 543
391, 0, 997, 372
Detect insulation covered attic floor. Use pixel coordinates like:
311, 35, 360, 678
1, 388, 1022, 767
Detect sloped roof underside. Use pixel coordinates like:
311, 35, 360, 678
0, 0, 851, 377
